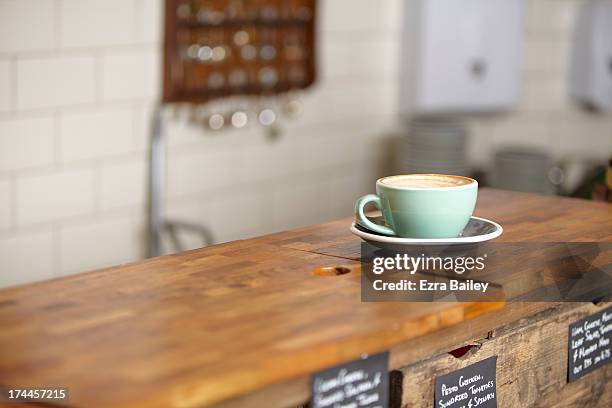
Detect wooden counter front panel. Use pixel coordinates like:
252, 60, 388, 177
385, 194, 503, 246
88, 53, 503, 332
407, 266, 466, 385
393, 302, 612, 408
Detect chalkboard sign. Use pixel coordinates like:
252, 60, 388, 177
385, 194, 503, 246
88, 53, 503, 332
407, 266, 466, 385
435, 356, 497, 408
567, 306, 612, 382
310, 352, 389, 408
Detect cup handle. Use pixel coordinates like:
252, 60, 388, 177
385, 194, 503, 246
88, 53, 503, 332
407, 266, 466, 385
355, 194, 396, 236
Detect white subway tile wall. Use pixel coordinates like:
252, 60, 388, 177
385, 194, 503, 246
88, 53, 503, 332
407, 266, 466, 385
99, 158, 147, 211
16, 56, 97, 110
0, 0, 56, 53
16, 167, 95, 227
166, 145, 237, 197
101, 49, 160, 101
0, 0, 610, 288
0, 229, 55, 285
0, 60, 11, 112
0, 116, 55, 172
58, 214, 144, 276
136, 0, 164, 44
59, 107, 134, 162
208, 188, 268, 242
59, 0, 138, 48
0, 177, 11, 232
271, 177, 330, 230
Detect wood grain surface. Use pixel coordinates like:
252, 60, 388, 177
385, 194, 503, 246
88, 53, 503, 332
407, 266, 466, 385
263, 188, 612, 302
0, 238, 500, 407
0, 189, 610, 407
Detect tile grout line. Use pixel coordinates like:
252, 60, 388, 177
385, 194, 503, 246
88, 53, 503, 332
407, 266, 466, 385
10, 56, 17, 113
54, 0, 62, 51
9, 172, 17, 234
52, 223, 61, 277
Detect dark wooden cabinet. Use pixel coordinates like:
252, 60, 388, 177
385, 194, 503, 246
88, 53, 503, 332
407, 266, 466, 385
162, 0, 317, 104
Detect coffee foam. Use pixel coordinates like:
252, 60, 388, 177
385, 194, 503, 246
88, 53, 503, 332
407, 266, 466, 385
379, 174, 473, 188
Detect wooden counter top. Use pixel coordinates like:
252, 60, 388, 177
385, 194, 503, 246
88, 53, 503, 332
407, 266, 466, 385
0, 189, 610, 407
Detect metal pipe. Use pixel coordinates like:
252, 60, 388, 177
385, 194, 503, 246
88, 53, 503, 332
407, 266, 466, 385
147, 105, 165, 258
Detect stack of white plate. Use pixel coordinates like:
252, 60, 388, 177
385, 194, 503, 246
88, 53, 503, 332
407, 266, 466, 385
396, 117, 469, 176
492, 147, 556, 194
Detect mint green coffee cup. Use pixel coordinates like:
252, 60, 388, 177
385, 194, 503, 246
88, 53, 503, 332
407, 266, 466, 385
355, 174, 478, 238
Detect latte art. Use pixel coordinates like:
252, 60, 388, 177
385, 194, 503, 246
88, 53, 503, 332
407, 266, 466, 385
379, 174, 473, 189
